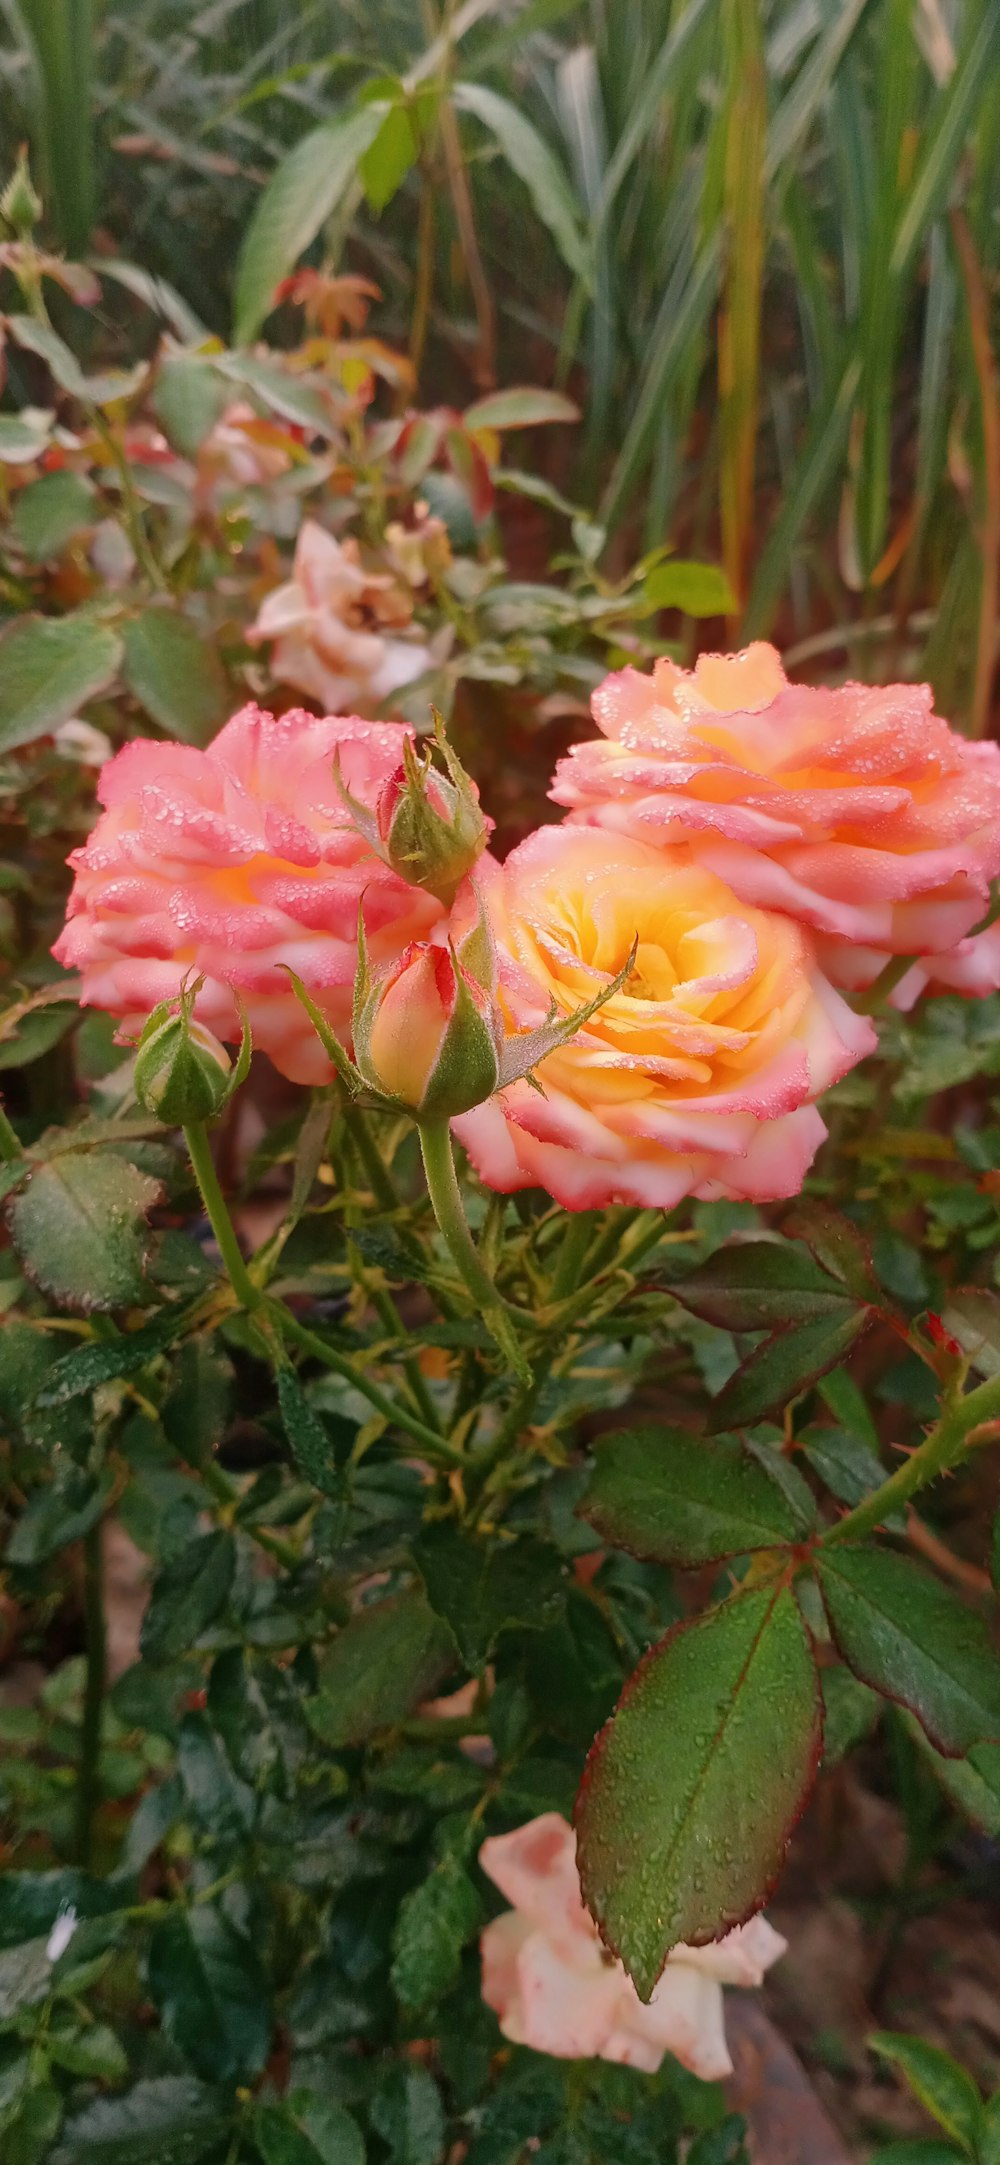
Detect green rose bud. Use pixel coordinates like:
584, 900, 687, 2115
1, 149, 42, 238
335, 716, 489, 908
134, 1009, 232, 1125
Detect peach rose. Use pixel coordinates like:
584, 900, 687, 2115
452, 826, 874, 1211
479, 1814, 785, 2078
551, 644, 1000, 990
247, 518, 432, 715
53, 704, 445, 1084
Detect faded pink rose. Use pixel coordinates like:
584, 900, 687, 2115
551, 643, 1000, 990
479, 1814, 785, 2078
452, 826, 874, 1212
247, 518, 432, 715
53, 704, 445, 1084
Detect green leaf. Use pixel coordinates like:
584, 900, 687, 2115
4, 2083, 62, 2165
140, 1531, 235, 1664
276, 1367, 337, 1493
669, 1240, 861, 1330
53, 2076, 232, 2165
464, 387, 580, 431
359, 98, 418, 212
643, 559, 736, 616
413, 1523, 565, 1671
37, 1315, 182, 1405
0, 615, 122, 754
46, 2023, 129, 2081
233, 105, 389, 343
369, 2067, 445, 2165
576, 1582, 821, 1999
213, 353, 336, 439
153, 353, 229, 457
306, 1586, 455, 1746
867, 2145, 964, 2164
0, 413, 53, 463
869, 2033, 982, 2151
800, 1425, 893, 1511
580, 1425, 811, 1565
12, 471, 97, 561
713, 1312, 871, 1430
816, 1547, 1000, 1757
452, 82, 587, 280
147, 1906, 271, 2086
122, 611, 229, 746
821, 1667, 881, 1764
7, 1463, 116, 1567
8, 1153, 161, 1312
978, 2092, 1000, 2165
391, 1847, 481, 2013
941, 1291, 1000, 1381
783, 1203, 881, 1303
253, 2094, 364, 2165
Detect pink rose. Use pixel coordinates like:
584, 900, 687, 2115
479, 1814, 785, 2078
551, 643, 1000, 987
247, 518, 432, 715
452, 826, 874, 1211
53, 704, 445, 1084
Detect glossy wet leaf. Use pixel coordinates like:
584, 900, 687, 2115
253, 2092, 364, 2165
711, 1311, 871, 1431
816, 1547, 1000, 1757
147, 1906, 271, 2085
580, 1425, 811, 1564
140, 1531, 235, 1664
52, 2076, 232, 2165
8, 1152, 161, 1311
576, 1582, 821, 1998
306, 1587, 454, 1747
391, 1848, 481, 2013
414, 1523, 565, 1672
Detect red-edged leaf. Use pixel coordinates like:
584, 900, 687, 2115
816, 1546, 1000, 1757
709, 1309, 872, 1431
580, 1425, 813, 1565
575, 1580, 821, 1999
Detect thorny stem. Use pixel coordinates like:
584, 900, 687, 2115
74, 1522, 106, 1868
821, 1366, 1000, 1548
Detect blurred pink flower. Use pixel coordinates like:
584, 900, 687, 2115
200, 400, 297, 493
247, 518, 432, 715
551, 644, 1000, 989
479, 1814, 785, 2078
452, 825, 874, 1211
53, 704, 445, 1084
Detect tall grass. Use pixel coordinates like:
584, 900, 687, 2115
0, 0, 997, 719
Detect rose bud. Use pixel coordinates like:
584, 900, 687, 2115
134, 1007, 233, 1125
355, 942, 500, 1118
336, 717, 489, 908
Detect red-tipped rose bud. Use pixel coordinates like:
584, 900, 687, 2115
355, 942, 500, 1118
336, 716, 489, 908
